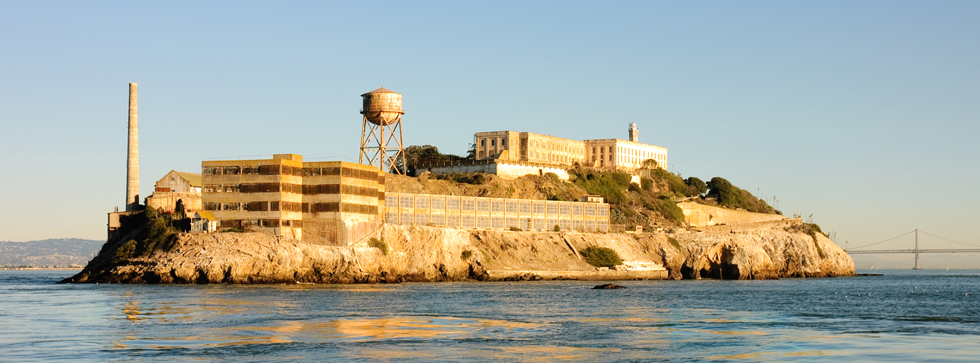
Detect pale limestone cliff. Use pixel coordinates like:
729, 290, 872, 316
67, 219, 853, 283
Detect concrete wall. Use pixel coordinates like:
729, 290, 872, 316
146, 192, 202, 213
678, 201, 786, 227
420, 160, 571, 181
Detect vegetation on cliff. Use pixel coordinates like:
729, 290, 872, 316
70, 207, 184, 282
580, 247, 623, 268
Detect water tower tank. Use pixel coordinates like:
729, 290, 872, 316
360, 87, 404, 126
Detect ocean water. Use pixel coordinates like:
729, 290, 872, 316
1, 270, 978, 362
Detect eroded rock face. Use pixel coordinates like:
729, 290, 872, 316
67, 220, 854, 284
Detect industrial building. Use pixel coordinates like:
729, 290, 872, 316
201, 154, 385, 245
145, 170, 202, 213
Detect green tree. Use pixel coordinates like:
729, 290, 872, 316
706, 177, 746, 209
174, 199, 186, 220
640, 159, 658, 169
684, 177, 707, 197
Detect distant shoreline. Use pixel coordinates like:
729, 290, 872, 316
1, 267, 83, 271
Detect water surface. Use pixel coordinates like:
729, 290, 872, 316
1, 270, 978, 362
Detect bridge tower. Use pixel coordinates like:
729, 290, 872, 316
913, 229, 921, 270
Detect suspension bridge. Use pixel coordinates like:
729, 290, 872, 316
845, 229, 980, 269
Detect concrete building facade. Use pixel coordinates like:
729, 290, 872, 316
475, 131, 587, 166
385, 192, 610, 232
584, 138, 668, 171
201, 154, 385, 245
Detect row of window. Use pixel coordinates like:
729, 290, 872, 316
204, 201, 379, 215
203, 165, 303, 176
204, 183, 382, 198
204, 201, 303, 212
219, 219, 302, 228
203, 166, 382, 183
386, 194, 609, 216
386, 211, 609, 232
306, 202, 377, 215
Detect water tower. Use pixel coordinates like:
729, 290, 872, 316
359, 87, 406, 174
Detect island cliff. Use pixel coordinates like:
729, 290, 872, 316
66, 218, 853, 283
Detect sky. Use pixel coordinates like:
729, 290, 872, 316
1, 1, 978, 266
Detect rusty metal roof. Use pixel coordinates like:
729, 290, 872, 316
173, 171, 203, 187
362, 87, 398, 95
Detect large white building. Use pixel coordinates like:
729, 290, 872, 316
472, 123, 667, 172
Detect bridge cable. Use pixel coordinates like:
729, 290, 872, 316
917, 230, 980, 248
848, 230, 915, 250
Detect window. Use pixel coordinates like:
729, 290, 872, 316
480, 139, 486, 146
490, 139, 495, 146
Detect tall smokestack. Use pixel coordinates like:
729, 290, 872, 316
126, 83, 139, 211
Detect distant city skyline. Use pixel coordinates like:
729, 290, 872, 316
1, 1, 978, 265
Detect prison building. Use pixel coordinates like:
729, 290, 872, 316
384, 192, 610, 232
145, 170, 203, 214
201, 154, 385, 245
584, 139, 668, 170
475, 131, 587, 166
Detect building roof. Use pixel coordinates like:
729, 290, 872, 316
173, 171, 203, 187
194, 211, 215, 220
362, 87, 398, 95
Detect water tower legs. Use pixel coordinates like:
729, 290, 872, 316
359, 115, 406, 174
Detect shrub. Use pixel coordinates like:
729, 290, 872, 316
553, 225, 561, 232
220, 227, 243, 233
640, 177, 654, 191
137, 207, 178, 256
668, 237, 681, 250
581, 247, 622, 268
461, 250, 473, 260
569, 169, 633, 204
369, 237, 389, 255
112, 240, 138, 264
509, 227, 522, 231
641, 195, 686, 225
453, 173, 487, 185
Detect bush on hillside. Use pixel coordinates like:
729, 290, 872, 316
648, 168, 687, 196
684, 177, 707, 197
369, 237, 389, 255
641, 195, 686, 225
451, 173, 487, 185
581, 247, 622, 268
705, 177, 778, 214
569, 168, 633, 204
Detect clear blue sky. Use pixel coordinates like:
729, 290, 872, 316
2, 1, 978, 258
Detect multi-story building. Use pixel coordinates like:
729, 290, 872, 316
475, 131, 587, 165
201, 154, 385, 245
473, 123, 667, 172
584, 123, 668, 170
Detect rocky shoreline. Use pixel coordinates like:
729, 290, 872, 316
65, 218, 854, 284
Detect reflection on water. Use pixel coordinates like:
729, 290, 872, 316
1, 270, 979, 362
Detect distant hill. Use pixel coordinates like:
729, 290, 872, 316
0, 238, 104, 268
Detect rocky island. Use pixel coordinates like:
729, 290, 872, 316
66, 169, 854, 284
